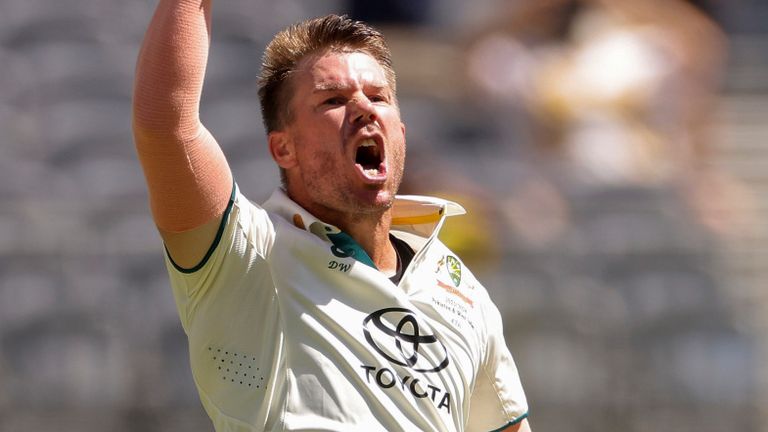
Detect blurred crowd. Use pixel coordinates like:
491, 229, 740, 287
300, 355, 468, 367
1, 0, 767, 431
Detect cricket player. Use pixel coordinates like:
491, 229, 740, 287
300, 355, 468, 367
133, 1, 530, 430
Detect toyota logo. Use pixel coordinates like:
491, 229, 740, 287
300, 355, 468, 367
363, 308, 449, 373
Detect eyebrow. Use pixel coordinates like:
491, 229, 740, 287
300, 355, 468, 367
312, 82, 389, 93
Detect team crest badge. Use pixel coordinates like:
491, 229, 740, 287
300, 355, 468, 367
446, 256, 461, 287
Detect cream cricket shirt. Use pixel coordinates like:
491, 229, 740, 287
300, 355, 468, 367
166, 185, 528, 432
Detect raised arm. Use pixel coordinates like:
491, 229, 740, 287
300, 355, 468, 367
133, 0, 232, 268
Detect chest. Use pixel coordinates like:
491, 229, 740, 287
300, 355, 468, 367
267, 227, 488, 404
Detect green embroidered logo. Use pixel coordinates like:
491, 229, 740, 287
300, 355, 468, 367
446, 256, 461, 287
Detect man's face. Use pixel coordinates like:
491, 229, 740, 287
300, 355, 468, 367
273, 50, 406, 218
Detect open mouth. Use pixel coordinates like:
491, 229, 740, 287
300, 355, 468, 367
355, 138, 386, 179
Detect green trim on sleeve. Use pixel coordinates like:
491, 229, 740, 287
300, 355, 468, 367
166, 181, 238, 274
488, 412, 529, 432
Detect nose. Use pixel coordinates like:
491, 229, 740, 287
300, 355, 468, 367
348, 97, 377, 125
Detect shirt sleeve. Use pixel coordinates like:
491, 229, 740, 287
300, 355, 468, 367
163, 185, 283, 427
164, 183, 276, 332
466, 299, 529, 431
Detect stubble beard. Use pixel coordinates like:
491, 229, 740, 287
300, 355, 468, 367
302, 148, 405, 222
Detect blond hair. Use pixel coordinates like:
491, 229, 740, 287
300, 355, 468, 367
258, 14, 396, 133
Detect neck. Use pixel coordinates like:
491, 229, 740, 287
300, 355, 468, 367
289, 193, 398, 274
340, 211, 397, 273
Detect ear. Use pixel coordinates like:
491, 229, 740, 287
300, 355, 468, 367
268, 130, 297, 169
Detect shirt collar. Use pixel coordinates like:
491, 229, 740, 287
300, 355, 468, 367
262, 188, 466, 239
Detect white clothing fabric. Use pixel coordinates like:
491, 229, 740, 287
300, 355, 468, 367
165, 185, 528, 431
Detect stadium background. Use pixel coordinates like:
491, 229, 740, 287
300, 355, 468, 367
1, 0, 767, 430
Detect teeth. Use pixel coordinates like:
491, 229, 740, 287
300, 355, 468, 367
360, 139, 376, 148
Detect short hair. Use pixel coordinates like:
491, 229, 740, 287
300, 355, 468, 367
257, 14, 396, 133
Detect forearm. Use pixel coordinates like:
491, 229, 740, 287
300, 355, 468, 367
133, 0, 211, 138
133, 0, 232, 233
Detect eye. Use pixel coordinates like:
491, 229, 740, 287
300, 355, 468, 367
369, 94, 388, 103
323, 96, 346, 106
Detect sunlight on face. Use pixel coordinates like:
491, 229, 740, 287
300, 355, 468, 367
280, 51, 406, 220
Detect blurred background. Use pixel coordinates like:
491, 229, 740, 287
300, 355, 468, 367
1, 0, 766, 430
